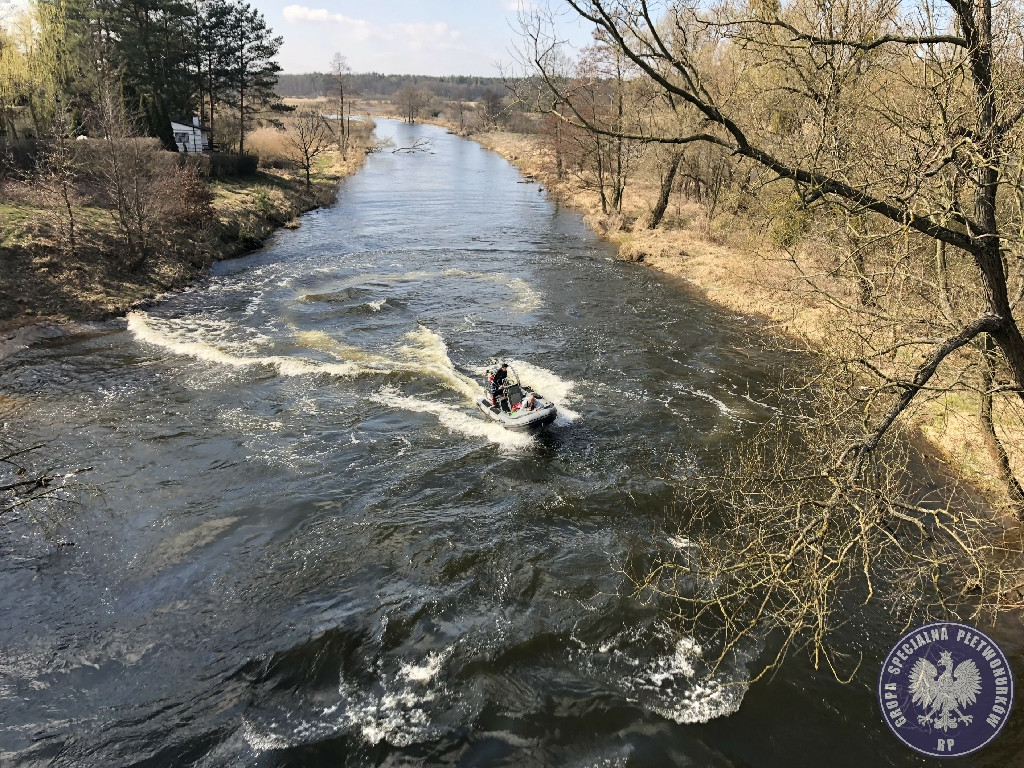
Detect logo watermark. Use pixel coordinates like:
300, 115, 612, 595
878, 621, 1014, 758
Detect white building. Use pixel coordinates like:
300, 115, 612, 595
170, 116, 212, 153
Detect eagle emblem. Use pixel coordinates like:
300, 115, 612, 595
908, 650, 983, 731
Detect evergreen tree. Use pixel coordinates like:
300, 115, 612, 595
195, 0, 234, 139
102, 0, 195, 147
220, 1, 280, 154
36, 0, 283, 152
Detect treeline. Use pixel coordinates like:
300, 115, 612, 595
276, 73, 508, 103
1, 0, 283, 153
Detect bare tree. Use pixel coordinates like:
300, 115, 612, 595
93, 84, 161, 272
521, 0, 1024, 674
481, 90, 504, 127
527, 0, 1024, 410
449, 97, 466, 133
329, 52, 350, 156
283, 107, 334, 188
37, 109, 79, 258
395, 84, 426, 123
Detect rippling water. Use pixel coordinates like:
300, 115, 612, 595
1, 121, 1020, 766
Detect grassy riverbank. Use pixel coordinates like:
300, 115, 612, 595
472, 130, 1018, 508
0, 147, 365, 336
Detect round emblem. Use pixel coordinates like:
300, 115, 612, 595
878, 621, 1014, 757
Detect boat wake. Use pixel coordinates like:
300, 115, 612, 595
127, 315, 480, 399
130, 311, 575, 445
371, 387, 534, 449
507, 359, 580, 425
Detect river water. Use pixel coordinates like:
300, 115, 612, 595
1, 121, 1020, 766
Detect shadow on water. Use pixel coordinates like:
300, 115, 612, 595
1, 120, 1021, 767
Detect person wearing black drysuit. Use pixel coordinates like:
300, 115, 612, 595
490, 363, 509, 409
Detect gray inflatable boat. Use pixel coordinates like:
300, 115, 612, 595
478, 366, 557, 431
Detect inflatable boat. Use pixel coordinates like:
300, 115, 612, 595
477, 365, 557, 431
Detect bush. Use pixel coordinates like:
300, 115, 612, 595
155, 164, 215, 228
72, 137, 167, 184
0, 140, 41, 174
175, 152, 211, 177
769, 196, 809, 249
246, 127, 293, 169
209, 153, 259, 178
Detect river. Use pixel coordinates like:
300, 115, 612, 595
1, 120, 1019, 766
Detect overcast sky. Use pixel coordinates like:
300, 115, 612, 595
253, 0, 591, 76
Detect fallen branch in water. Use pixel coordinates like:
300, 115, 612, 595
1, 438, 91, 548
393, 138, 433, 154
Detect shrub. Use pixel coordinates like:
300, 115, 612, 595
768, 196, 809, 249
209, 153, 258, 177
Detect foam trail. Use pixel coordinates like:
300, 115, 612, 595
370, 388, 532, 449
644, 635, 749, 724
129, 313, 364, 377
132, 312, 488, 414
398, 326, 481, 402
508, 359, 580, 425
294, 330, 400, 373
296, 327, 482, 401
399, 649, 450, 684
325, 268, 470, 293
497, 275, 542, 313
320, 268, 538, 314
584, 627, 748, 725
687, 388, 751, 423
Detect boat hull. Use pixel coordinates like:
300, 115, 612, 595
477, 398, 557, 431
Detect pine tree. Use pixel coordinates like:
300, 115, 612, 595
195, 0, 233, 140
221, 1, 280, 155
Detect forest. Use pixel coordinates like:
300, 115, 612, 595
275, 72, 509, 103
1, 0, 282, 152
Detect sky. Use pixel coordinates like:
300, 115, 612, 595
0, 0, 593, 78
251, 0, 591, 76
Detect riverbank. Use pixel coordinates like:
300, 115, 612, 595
471, 130, 1019, 508
0, 149, 366, 341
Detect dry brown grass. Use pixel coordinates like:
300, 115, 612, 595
246, 127, 292, 165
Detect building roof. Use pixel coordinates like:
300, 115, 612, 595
170, 119, 212, 132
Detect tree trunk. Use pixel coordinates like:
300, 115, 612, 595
649, 151, 683, 229
239, 85, 246, 154
975, 243, 1024, 400
852, 246, 874, 306
979, 333, 1024, 512
555, 118, 564, 179
935, 239, 955, 320
595, 141, 608, 215
59, 179, 76, 258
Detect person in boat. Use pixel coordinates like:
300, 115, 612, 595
521, 392, 539, 411
490, 363, 509, 407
